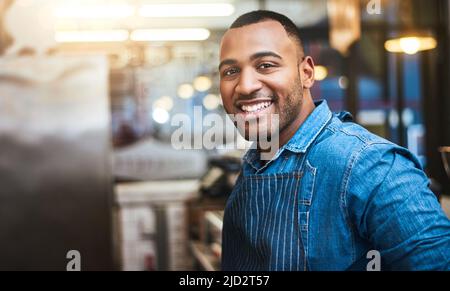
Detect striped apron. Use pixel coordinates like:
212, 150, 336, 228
222, 151, 312, 271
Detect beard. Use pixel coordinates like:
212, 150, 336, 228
275, 74, 304, 139
247, 73, 304, 143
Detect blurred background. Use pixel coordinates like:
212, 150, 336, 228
0, 0, 449, 270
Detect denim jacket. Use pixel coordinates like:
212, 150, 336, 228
222, 100, 450, 271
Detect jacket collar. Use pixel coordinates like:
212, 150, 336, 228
243, 100, 333, 170
283, 99, 333, 153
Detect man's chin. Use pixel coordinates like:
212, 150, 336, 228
239, 126, 279, 158
240, 127, 273, 142
232, 112, 280, 144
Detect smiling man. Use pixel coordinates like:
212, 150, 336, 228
219, 10, 450, 271
219, 11, 314, 153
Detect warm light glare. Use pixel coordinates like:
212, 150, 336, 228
131, 29, 210, 41
54, 5, 135, 19
399, 37, 421, 55
203, 94, 221, 110
314, 66, 328, 81
139, 3, 235, 17
55, 30, 129, 43
152, 108, 170, 124
193, 76, 212, 92
178, 84, 195, 99
385, 36, 437, 55
153, 96, 174, 111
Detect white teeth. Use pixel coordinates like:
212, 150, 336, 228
241, 101, 272, 113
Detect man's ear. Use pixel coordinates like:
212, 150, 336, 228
300, 56, 315, 89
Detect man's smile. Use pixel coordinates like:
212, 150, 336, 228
234, 98, 275, 120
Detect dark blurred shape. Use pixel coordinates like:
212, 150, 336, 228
200, 156, 241, 198
0, 56, 115, 270
439, 147, 450, 181
113, 122, 140, 148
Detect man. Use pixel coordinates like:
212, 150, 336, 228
219, 10, 450, 271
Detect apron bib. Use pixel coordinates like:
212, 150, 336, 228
222, 151, 315, 271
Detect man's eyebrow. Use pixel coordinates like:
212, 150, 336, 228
218, 59, 237, 71
250, 51, 283, 61
218, 51, 282, 71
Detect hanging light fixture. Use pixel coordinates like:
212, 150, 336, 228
384, 32, 437, 55
384, 0, 437, 55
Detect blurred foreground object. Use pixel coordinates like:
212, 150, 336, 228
0, 55, 115, 270
439, 146, 450, 182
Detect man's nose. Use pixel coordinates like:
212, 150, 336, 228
235, 69, 262, 96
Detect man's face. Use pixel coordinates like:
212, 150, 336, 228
219, 20, 306, 141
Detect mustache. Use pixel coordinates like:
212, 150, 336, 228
234, 93, 278, 106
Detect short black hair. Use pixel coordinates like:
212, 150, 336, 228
229, 10, 304, 54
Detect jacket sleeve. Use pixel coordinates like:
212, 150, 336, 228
345, 142, 450, 270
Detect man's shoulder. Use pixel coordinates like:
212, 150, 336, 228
327, 115, 392, 146
309, 115, 415, 169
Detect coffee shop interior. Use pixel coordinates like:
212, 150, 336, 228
0, 0, 449, 270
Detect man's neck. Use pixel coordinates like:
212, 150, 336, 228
258, 95, 316, 161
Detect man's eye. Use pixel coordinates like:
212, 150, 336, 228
223, 68, 238, 77
258, 63, 275, 70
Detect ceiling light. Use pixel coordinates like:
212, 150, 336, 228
139, 3, 234, 18
385, 36, 437, 55
131, 28, 210, 42
55, 30, 129, 43
54, 5, 134, 19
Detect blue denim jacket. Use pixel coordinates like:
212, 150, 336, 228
222, 100, 450, 271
